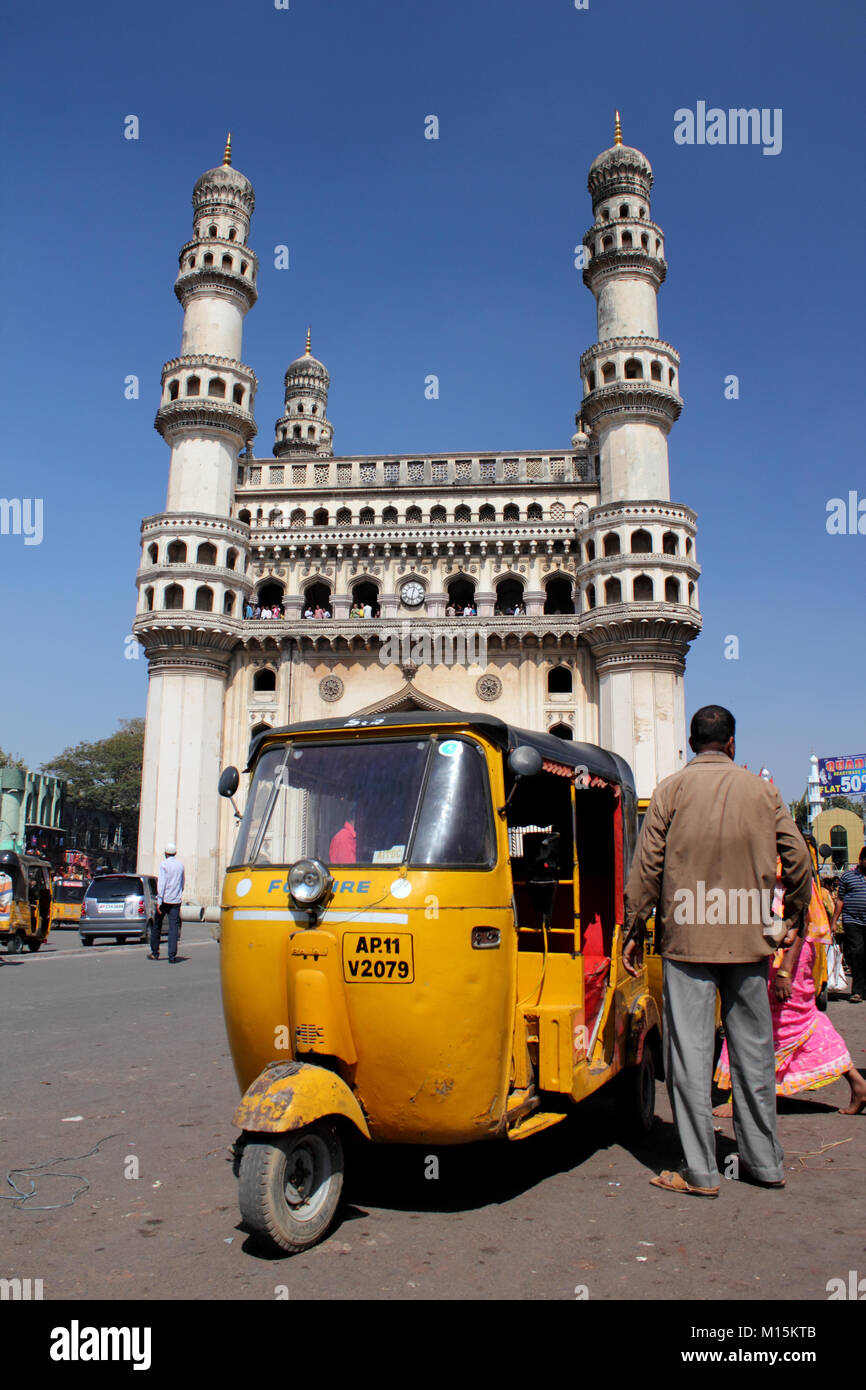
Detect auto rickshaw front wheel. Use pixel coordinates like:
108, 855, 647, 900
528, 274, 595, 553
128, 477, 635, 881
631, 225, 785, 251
238, 1121, 344, 1254
615, 1043, 657, 1138
5, 932, 24, 955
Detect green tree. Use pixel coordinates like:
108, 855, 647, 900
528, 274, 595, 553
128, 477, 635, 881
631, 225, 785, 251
41, 719, 145, 857
824, 795, 864, 821
0, 748, 26, 770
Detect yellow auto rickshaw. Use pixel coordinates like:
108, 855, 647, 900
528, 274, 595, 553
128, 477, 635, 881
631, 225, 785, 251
0, 851, 53, 954
218, 711, 662, 1253
49, 877, 87, 930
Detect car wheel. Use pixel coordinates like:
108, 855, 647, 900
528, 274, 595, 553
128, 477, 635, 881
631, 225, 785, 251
238, 1122, 344, 1255
81, 936, 93, 947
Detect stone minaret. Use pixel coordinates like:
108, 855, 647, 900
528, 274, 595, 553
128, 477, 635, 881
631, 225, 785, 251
273, 330, 335, 458
577, 115, 702, 796
133, 137, 258, 904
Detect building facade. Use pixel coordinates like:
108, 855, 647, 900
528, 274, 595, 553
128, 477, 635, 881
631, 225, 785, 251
133, 123, 702, 905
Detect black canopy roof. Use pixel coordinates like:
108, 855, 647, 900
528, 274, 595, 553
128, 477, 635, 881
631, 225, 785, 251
244, 711, 635, 793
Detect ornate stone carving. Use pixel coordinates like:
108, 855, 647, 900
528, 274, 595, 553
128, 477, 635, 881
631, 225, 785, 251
476, 673, 502, 702
319, 675, 344, 702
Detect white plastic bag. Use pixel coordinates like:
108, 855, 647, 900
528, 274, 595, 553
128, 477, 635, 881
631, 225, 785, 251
827, 939, 848, 993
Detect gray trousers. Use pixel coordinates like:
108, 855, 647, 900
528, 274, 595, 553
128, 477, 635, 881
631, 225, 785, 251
663, 958, 783, 1188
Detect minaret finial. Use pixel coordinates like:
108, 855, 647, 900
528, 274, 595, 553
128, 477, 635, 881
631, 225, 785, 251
305, 326, 311, 355
223, 132, 232, 166
614, 111, 623, 146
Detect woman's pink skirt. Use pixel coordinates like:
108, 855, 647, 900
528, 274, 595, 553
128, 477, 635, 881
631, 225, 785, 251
715, 939, 852, 1097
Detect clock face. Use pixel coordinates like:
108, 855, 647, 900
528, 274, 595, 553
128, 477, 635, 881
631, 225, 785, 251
400, 580, 425, 607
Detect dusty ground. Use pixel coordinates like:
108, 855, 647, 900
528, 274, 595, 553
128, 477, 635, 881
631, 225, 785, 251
2, 924, 864, 1303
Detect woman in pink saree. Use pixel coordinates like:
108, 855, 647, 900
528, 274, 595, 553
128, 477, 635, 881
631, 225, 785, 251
715, 875, 866, 1116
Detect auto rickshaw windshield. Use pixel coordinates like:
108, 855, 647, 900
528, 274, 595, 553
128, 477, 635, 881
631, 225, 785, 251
230, 735, 495, 869
53, 882, 87, 904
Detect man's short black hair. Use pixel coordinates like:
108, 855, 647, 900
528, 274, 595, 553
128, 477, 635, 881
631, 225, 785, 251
690, 705, 735, 749
859, 845, 866, 863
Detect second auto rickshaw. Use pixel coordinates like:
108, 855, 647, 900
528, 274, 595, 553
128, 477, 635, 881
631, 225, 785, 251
0, 851, 52, 954
218, 711, 662, 1253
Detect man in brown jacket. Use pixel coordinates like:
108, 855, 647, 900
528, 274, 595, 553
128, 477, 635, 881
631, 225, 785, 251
623, 705, 812, 1196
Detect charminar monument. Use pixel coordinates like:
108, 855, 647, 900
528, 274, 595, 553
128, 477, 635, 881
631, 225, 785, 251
133, 117, 702, 905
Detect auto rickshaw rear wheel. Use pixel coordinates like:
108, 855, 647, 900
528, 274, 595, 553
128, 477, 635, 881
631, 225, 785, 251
26, 937, 42, 952
238, 1121, 344, 1254
6, 932, 24, 955
616, 1043, 657, 1137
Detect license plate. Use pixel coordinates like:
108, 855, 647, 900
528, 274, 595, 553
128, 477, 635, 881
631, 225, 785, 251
98, 903, 125, 914
342, 931, 414, 983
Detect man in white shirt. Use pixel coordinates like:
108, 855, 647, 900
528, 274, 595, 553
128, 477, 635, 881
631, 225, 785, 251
149, 843, 185, 963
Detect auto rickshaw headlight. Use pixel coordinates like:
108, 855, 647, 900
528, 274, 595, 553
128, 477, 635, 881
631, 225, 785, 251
288, 859, 333, 907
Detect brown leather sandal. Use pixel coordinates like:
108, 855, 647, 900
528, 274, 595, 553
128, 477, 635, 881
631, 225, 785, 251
649, 1169, 720, 1198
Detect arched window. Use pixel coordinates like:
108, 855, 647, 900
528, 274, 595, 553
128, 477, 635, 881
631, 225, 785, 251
550, 502, 566, 521
662, 531, 678, 555
587, 370, 596, 390
665, 577, 681, 603
313, 508, 329, 526
431, 505, 447, 524
585, 539, 595, 562
633, 575, 654, 601
527, 503, 543, 520
602, 532, 620, 557
164, 583, 184, 610
630, 529, 652, 553
495, 576, 524, 612
223, 592, 235, 615
601, 362, 616, 384
406, 506, 422, 523
167, 539, 187, 563
251, 722, 272, 738
586, 584, 596, 609
187, 256, 196, 269
359, 508, 375, 526
293, 426, 302, 438
503, 503, 519, 522
240, 261, 248, 275
298, 403, 304, 414
604, 578, 622, 604
685, 538, 692, 555
203, 253, 214, 267
621, 231, 633, 248
186, 376, 200, 396
455, 504, 471, 522
196, 542, 217, 565
147, 542, 158, 564
290, 509, 306, 528
253, 668, 277, 692
544, 577, 574, 615
257, 581, 284, 610
383, 506, 399, 524
307, 426, 315, 438
238, 509, 251, 525
669, 368, 676, 386
228, 228, 237, 241
208, 378, 226, 399
232, 384, 245, 405
352, 580, 380, 610
624, 358, 643, 380
221, 254, 233, 269
448, 575, 476, 609
144, 586, 154, 611
168, 380, 180, 400
688, 582, 695, 605
619, 204, 630, 218
602, 235, 614, 251
304, 581, 331, 611
195, 585, 214, 612
479, 503, 496, 522
336, 507, 352, 525
650, 360, 662, 381
549, 723, 574, 741
829, 825, 849, 868
226, 548, 238, 570
641, 234, 649, 249
547, 666, 573, 694
208, 224, 217, 237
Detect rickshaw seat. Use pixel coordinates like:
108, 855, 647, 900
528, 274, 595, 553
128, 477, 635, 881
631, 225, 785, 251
581, 912, 611, 1027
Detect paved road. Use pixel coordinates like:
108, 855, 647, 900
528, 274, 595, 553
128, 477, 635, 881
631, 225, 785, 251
2, 925, 864, 1301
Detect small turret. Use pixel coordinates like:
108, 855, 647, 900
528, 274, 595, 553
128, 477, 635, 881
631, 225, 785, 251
273, 329, 335, 458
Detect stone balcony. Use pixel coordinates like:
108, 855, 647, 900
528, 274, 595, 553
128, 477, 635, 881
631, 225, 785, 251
236, 450, 599, 492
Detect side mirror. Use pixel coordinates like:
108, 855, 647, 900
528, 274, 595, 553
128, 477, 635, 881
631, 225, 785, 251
218, 767, 240, 798
508, 746, 544, 780
499, 745, 544, 818
218, 766, 242, 822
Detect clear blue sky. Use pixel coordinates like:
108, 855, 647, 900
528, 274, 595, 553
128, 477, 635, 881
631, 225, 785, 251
1, 0, 863, 803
